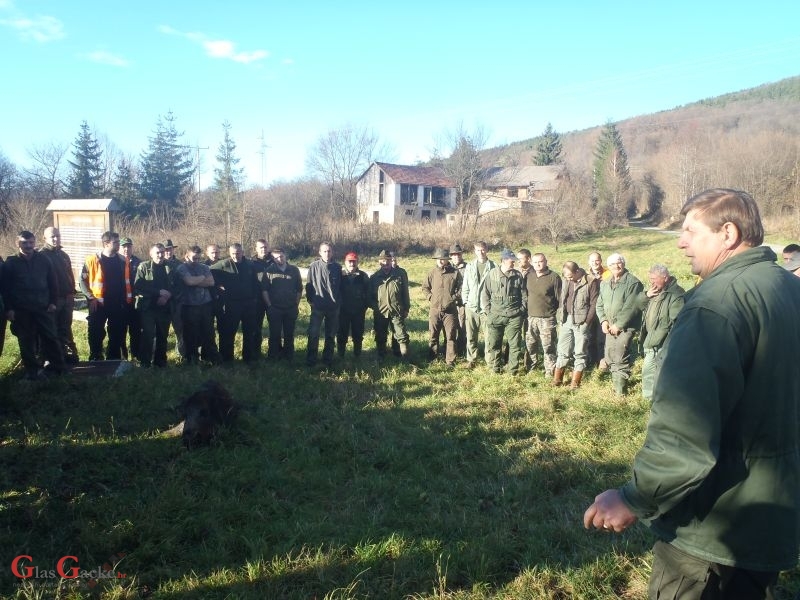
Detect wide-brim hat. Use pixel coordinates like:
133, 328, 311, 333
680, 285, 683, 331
449, 243, 464, 255
161, 239, 177, 249
431, 248, 450, 260
377, 250, 392, 260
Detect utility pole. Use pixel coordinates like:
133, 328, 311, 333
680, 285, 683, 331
257, 130, 269, 187
181, 144, 209, 193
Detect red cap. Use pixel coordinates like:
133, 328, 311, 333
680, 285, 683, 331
345, 252, 358, 261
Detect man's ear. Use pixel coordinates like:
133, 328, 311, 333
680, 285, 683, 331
720, 221, 743, 249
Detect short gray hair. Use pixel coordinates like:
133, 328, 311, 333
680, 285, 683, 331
648, 264, 669, 278
606, 253, 625, 267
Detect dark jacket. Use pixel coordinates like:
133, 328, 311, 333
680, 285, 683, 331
264, 263, 303, 310
621, 247, 800, 570
211, 258, 262, 303
1, 251, 58, 311
39, 244, 75, 297
134, 260, 174, 311
422, 263, 462, 313
635, 276, 685, 350
525, 268, 562, 318
370, 267, 409, 317
481, 267, 527, 320
305, 259, 342, 311
340, 269, 371, 314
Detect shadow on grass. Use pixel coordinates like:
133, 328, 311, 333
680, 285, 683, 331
0, 358, 646, 599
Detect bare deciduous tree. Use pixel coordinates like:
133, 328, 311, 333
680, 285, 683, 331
24, 142, 69, 200
307, 124, 389, 222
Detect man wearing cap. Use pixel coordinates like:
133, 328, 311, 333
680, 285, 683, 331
370, 250, 410, 360
252, 239, 274, 358
305, 241, 342, 367
462, 241, 497, 368
422, 248, 463, 366
449, 244, 467, 358
119, 237, 142, 362
211, 242, 265, 363
481, 249, 527, 375
80, 231, 133, 361
337, 252, 370, 358
263, 245, 303, 361
134, 244, 174, 368
782, 243, 800, 276
39, 226, 79, 364
2, 231, 66, 379
595, 252, 643, 396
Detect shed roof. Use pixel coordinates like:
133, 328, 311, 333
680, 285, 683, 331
483, 165, 563, 188
47, 198, 121, 211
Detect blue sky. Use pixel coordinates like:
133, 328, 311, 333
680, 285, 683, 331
1, 0, 798, 188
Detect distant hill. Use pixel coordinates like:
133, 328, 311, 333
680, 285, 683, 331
486, 75, 800, 221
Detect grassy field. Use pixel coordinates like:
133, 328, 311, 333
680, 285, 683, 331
1, 228, 798, 599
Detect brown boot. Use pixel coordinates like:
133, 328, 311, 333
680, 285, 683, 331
569, 370, 583, 390
552, 367, 565, 386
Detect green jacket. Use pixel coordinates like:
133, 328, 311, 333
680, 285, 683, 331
596, 270, 643, 330
370, 267, 409, 317
422, 263, 462, 313
462, 259, 496, 313
620, 246, 800, 570
134, 260, 175, 312
635, 276, 685, 351
481, 267, 527, 320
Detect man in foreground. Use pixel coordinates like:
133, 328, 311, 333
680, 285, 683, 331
584, 188, 800, 599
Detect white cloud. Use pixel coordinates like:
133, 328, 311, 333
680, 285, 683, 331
158, 24, 268, 64
0, 13, 64, 42
83, 50, 130, 67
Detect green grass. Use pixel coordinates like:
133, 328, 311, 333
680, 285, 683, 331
1, 229, 798, 599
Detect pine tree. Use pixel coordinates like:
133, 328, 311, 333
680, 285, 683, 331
533, 122, 563, 166
66, 121, 105, 198
139, 112, 195, 209
592, 120, 632, 227
213, 121, 244, 194
110, 157, 142, 217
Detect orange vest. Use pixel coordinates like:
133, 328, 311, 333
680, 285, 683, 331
83, 253, 133, 304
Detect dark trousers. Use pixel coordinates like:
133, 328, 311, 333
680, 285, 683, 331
182, 303, 221, 364
10, 308, 65, 375
649, 540, 778, 600
254, 301, 267, 359
337, 309, 367, 356
220, 298, 259, 362
374, 311, 409, 355
54, 295, 79, 362
121, 302, 141, 361
170, 300, 185, 359
267, 305, 298, 360
428, 308, 459, 365
307, 306, 339, 365
87, 300, 128, 360
0, 313, 6, 357
139, 308, 171, 367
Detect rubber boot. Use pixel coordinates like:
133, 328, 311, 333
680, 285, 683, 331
353, 339, 362, 357
612, 372, 626, 396
399, 342, 410, 362
569, 370, 583, 390
552, 367, 565, 386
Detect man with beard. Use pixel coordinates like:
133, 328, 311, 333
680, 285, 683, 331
337, 252, 370, 358
39, 226, 79, 363
134, 244, 174, 368
370, 250, 410, 360
263, 246, 303, 361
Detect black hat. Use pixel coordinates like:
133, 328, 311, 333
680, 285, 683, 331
377, 249, 392, 259
161, 239, 176, 249
432, 248, 450, 260
449, 243, 463, 255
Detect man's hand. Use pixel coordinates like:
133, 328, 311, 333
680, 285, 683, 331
46, 303, 56, 313
583, 489, 638, 533
88, 298, 99, 313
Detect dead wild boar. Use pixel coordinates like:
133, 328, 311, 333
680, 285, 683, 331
179, 380, 236, 449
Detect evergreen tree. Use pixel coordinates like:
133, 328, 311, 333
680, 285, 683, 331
533, 122, 563, 166
66, 121, 105, 198
592, 120, 632, 227
110, 157, 143, 217
139, 112, 195, 209
213, 121, 245, 194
